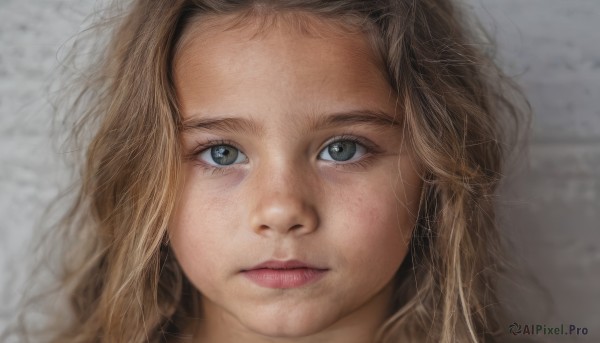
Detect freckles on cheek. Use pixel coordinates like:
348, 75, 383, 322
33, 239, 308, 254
171, 177, 239, 252
343, 190, 410, 261
170, 207, 220, 285
169, 189, 205, 248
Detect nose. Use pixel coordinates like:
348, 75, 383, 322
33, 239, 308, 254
248, 162, 319, 237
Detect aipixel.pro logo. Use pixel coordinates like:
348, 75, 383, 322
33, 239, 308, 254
509, 322, 588, 336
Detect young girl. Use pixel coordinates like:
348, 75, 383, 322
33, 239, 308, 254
12, 0, 527, 342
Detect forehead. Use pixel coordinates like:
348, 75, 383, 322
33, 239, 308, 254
172, 12, 395, 125
174, 11, 383, 65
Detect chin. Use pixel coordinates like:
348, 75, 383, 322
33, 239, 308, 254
241, 305, 334, 338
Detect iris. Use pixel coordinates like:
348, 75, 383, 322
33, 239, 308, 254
327, 141, 357, 161
211, 145, 238, 165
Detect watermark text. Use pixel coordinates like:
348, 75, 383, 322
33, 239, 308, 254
509, 323, 588, 336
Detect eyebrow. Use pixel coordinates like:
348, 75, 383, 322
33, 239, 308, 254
180, 109, 401, 135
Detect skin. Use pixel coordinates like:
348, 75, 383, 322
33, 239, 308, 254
169, 13, 423, 343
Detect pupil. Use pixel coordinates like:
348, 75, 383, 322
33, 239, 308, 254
328, 141, 356, 161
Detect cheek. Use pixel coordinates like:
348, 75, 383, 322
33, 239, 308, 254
168, 182, 234, 287
331, 176, 419, 281
346, 198, 409, 264
170, 172, 234, 244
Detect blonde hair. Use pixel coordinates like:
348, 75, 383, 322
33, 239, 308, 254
11, 0, 528, 342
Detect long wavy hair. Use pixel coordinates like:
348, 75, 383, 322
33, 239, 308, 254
10, 0, 528, 342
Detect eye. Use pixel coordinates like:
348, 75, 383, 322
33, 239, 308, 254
318, 138, 367, 162
198, 144, 247, 166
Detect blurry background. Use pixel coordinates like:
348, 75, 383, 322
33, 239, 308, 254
1, 0, 598, 341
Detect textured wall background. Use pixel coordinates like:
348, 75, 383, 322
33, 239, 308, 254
1, 0, 598, 341
472, 2, 600, 342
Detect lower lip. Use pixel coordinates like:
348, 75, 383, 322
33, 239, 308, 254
242, 268, 328, 289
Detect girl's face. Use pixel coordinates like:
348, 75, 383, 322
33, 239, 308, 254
170, 14, 422, 342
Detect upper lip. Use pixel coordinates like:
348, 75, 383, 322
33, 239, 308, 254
243, 259, 327, 271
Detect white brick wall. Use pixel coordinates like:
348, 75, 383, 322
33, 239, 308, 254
1, 0, 598, 341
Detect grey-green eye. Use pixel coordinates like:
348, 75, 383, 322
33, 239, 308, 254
199, 145, 247, 166
319, 140, 366, 162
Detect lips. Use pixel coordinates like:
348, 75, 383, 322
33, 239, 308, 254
241, 260, 329, 289
243, 259, 327, 271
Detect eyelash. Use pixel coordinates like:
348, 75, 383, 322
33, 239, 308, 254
187, 134, 380, 175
